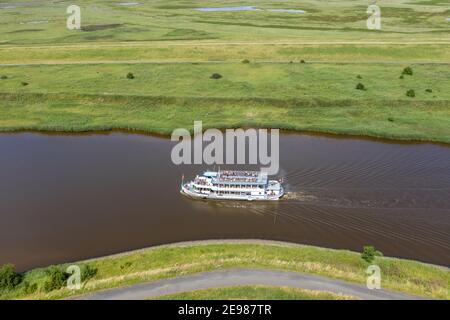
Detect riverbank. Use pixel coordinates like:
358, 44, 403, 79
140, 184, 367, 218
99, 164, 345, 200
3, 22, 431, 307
1, 240, 448, 300
1, 92, 449, 144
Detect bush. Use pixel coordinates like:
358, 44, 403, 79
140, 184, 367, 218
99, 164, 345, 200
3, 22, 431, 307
0, 75, 7, 80
210, 73, 223, 80
425, 88, 433, 93
241, 59, 250, 64
21, 281, 38, 295
406, 89, 416, 98
356, 83, 366, 91
399, 75, 404, 79
402, 66, 413, 76
126, 72, 135, 79
300, 59, 306, 64
0, 264, 23, 291
388, 117, 394, 122
361, 246, 383, 263
81, 264, 98, 282
21, 81, 29, 86
356, 75, 362, 79
43, 266, 69, 292
120, 261, 133, 270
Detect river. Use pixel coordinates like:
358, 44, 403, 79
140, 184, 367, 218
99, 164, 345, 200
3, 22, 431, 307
0, 132, 449, 270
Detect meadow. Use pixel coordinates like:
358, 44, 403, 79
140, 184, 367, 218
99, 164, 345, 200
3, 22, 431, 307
0, 0, 449, 142
0, 0, 449, 45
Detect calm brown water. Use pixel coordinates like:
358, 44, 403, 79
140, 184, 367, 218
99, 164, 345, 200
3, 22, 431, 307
0, 132, 449, 270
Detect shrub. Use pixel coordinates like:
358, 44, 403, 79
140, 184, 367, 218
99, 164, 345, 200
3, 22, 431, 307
0, 264, 23, 291
402, 66, 413, 76
21, 281, 38, 295
388, 117, 394, 122
241, 59, 250, 64
80, 264, 98, 282
399, 75, 404, 79
356, 83, 366, 91
300, 59, 306, 64
406, 89, 416, 98
361, 246, 383, 263
120, 261, 133, 270
425, 88, 433, 93
43, 266, 69, 292
210, 73, 223, 80
21, 81, 29, 86
356, 75, 362, 79
0, 75, 7, 80
126, 72, 135, 79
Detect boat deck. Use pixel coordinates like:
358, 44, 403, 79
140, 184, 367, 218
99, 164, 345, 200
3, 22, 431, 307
214, 171, 268, 184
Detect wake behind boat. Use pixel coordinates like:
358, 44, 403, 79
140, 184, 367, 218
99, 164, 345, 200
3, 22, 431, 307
180, 170, 284, 201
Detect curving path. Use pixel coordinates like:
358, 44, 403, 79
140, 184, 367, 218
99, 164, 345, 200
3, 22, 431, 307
79, 268, 422, 300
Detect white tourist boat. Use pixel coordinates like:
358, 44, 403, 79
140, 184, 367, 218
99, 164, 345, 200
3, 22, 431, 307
180, 170, 284, 201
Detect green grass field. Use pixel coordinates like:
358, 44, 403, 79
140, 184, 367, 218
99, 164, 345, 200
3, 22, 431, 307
151, 285, 357, 300
1, 242, 448, 300
1, 0, 449, 45
0, 0, 449, 142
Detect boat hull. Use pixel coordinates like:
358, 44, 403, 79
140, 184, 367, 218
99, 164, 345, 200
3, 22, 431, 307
181, 184, 284, 201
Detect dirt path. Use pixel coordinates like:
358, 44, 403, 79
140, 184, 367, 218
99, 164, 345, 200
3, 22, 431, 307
78, 268, 423, 300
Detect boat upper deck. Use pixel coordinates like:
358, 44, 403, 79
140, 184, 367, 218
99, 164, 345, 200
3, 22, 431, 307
204, 170, 268, 185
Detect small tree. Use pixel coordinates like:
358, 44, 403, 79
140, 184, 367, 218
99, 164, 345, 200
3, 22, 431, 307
0, 75, 7, 80
402, 66, 413, 76
356, 83, 366, 91
0, 264, 23, 291
300, 59, 306, 64
210, 73, 223, 80
425, 88, 433, 93
43, 266, 69, 292
356, 75, 362, 79
361, 246, 383, 263
126, 72, 135, 79
241, 59, 250, 64
21, 81, 29, 86
406, 89, 416, 98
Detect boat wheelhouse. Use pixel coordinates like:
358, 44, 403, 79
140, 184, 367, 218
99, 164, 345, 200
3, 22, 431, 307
180, 170, 284, 201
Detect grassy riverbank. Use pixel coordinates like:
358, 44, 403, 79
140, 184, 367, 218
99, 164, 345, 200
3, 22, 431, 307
1, 242, 448, 300
1, 92, 449, 143
151, 285, 357, 300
